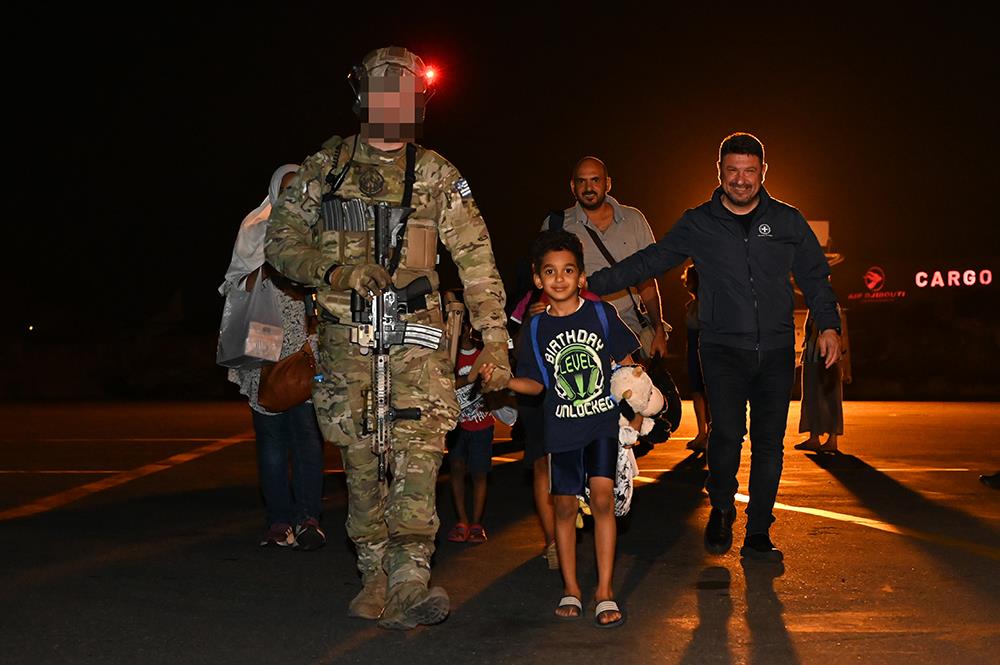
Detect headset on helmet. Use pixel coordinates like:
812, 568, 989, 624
347, 47, 436, 118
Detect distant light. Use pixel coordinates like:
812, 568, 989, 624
28, 325, 34, 332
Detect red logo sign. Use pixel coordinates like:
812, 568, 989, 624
863, 266, 886, 292
848, 266, 907, 303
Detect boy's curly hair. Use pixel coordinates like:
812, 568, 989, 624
530, 230, 585, 275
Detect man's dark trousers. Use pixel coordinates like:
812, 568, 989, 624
698, 343, 796, 535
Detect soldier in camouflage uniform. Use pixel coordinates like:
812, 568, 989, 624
265, 46, 511, 630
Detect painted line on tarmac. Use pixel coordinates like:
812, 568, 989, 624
0, 470, 122, 474
0, 431, 254, 521
733, 492, 1000, 560
40, 437, 256, 443
873, 467, 969, 472
632, 469, 998, 559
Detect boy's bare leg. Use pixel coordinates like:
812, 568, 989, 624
589, 477, 622, 625
533, 456, 555, 545
471, 472, 487, 524
449, 456, 469, 525
553, 493, 581, 616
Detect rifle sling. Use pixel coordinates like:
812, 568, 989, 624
386, 143, 417, 277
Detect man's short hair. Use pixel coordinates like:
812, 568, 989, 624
719, 132, 765, 163
531, 230, 585, 275
571, 156, 608, 180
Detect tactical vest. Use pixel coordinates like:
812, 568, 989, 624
316, 136, 442, 322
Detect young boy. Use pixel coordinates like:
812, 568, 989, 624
446, 308, 495, 544
482, 230, 639, 628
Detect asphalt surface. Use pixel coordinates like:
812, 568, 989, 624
1, 401, 998, 664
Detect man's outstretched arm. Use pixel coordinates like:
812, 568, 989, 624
587, 218, 692, 296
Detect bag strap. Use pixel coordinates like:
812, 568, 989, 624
530, 313, 549, 390
580, 225, 648, 323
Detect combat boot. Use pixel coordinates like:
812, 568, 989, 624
347, 572, 387, 620
377, 582, 450, 630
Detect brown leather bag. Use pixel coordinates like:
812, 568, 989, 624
257, 342, 317, 412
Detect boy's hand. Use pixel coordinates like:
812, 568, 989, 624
468, 341, 512, 392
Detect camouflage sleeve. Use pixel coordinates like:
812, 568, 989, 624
264, 148, 337, 286
432, 156, 508, 345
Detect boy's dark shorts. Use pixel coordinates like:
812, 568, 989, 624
548, 436, 618, 496
517, 394, 546, 467
448, 425, 494, 474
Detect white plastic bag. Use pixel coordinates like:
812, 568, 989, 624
579, 444, 639, 518
216, 276, 283, 369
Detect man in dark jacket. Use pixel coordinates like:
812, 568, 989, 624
586, 133, 841, 561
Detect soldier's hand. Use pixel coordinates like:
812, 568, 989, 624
329, 264, 392, 297
468, 341, 512, 392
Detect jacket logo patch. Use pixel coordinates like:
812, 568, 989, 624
358, 167, 385, 196
757, 223, 772, 237
454, 178, 472, 199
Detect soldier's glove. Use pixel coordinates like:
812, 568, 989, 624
328, 264, 392, 297
468, 341, 512, 393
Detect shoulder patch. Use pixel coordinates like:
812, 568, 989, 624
453, 178, 472, 199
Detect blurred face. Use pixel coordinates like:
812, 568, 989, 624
361, 74, 424, 142
533, 249, 584, 304
718, 153, 767, 210
571, 159, 611, 211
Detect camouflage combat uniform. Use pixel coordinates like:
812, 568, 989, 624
265, 134, 507, 619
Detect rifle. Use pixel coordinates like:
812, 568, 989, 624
349, 202, 443, 481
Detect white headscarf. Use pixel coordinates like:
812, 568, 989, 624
219, 164, 299, 295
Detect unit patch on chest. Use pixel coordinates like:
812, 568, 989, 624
358, 167, 386, 196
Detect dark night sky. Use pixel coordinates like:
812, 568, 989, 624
10, 3, 998, 385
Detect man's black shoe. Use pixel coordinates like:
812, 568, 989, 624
704, 507, 736, 554
980, 472, 1000, 490
740, 533, 784, 562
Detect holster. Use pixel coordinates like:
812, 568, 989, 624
442, 294, 466, 366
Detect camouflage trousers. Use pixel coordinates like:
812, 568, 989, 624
312, 320, 459, 593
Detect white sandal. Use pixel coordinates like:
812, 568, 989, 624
594, 599, 625, 628
555, 595, 582, 619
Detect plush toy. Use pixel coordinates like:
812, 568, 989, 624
610, 364, 668, 446
575, 364, 663, 521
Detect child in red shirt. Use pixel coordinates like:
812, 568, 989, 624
445, 314, 495, 545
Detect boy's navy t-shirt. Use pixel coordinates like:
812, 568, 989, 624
515, 299, 639, 454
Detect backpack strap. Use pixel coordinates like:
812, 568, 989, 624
547, 209, 565, 232
531, 300, 607, 392
530, 313, 549, 390
593, 300, 610, 339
